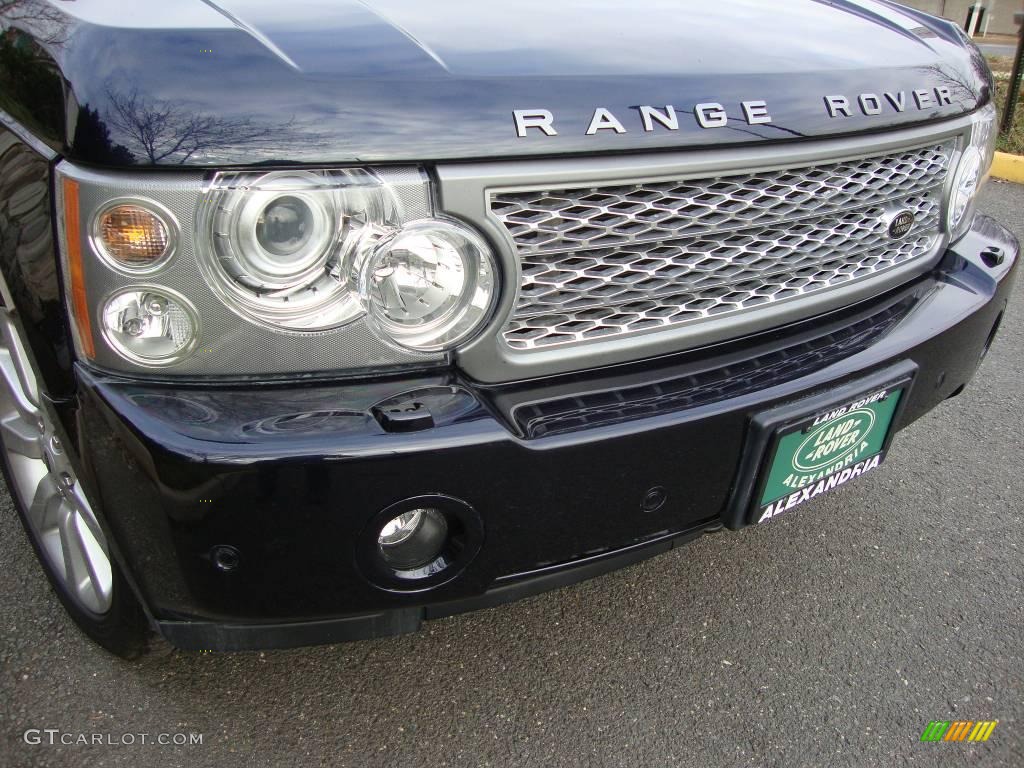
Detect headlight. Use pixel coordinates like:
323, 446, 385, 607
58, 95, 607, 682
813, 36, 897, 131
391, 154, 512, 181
198, 171, 498, 341
57, 165, 501, 375
949, 146, 982, 233
358, 220, 497, 351
197, 170, 381, 331
948, 103, 997, 240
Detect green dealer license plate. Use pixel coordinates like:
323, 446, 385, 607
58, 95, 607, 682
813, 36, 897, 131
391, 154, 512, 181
754, 384, 905, 524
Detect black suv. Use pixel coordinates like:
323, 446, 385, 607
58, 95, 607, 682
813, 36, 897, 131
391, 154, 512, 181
0, 0, 1016, 655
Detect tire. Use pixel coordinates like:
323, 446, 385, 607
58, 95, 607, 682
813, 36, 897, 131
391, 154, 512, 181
0, 309, 148, 658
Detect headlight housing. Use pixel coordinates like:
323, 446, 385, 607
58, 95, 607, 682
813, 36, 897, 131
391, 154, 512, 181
57, 165, 500, 375
197, 169, 390, 332
947, 102, 997, 241
358, 220, 497, 352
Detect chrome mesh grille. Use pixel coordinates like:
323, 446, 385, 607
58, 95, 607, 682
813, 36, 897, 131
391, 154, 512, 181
491, 141, 954, 351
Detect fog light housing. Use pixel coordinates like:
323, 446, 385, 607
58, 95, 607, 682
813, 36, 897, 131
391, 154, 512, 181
99, 287, 199, 366
359, 495, 484, 591
377, 508, 449, 571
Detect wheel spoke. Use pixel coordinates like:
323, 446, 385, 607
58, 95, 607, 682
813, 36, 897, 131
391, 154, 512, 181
58, 505, 88, 601
0, 349, 39, 423
0, 413, 43, 458
26, 473, 58, 532
69, 510, 112, 611
71, 496, 106, 548
1, 315, 41, 409
7, 453, 47, 511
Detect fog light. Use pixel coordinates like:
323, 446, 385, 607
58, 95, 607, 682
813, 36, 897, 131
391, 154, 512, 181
100, 287, 198, 366
94, 201, 174, 271
377, 508, 448, 571
359, 495, 483, 590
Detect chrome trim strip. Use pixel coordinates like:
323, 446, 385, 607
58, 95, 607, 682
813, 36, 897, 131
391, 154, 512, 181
0, 108, 59, 161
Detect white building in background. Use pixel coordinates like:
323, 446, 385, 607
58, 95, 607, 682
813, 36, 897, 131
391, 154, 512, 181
897, 1, 1023, 36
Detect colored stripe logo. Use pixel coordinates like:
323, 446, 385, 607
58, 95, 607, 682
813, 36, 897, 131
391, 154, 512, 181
920, 720, 998, 742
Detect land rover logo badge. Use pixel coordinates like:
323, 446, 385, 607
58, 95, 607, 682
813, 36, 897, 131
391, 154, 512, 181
792, 409, 878, 473
888, 210, 915, 239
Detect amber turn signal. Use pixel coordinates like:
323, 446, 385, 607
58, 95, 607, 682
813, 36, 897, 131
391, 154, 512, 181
61, 178, 95, 359
96, 204, 171, 267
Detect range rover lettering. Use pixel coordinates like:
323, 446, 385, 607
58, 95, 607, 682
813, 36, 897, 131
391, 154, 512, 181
0, 0, 1016, 656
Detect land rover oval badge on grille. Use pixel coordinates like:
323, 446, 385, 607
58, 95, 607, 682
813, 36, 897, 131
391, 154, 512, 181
887, 210, 916, 239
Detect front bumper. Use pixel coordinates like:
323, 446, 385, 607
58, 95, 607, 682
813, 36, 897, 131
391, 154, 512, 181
69, 216, 1018, 651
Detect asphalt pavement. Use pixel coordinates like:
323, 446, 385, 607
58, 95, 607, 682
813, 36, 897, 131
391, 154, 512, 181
1, 183, 1022, 768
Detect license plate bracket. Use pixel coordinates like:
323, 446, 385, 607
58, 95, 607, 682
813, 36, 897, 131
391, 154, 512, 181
722, 361, 917, 528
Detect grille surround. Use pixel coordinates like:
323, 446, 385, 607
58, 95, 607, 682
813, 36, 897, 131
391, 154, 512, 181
492, 141, 954, 352
436, 115, 974, 383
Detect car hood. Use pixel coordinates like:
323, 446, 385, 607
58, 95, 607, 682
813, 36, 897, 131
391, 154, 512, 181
50, 0, 991, 166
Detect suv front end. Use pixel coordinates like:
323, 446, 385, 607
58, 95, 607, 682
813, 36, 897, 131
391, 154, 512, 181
0, 0, 1017, 654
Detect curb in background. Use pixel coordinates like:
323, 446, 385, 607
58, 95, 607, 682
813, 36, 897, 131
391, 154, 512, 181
992, 151, 1024, 183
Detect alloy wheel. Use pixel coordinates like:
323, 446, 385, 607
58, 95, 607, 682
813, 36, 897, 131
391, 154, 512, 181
0, 309, 112, 615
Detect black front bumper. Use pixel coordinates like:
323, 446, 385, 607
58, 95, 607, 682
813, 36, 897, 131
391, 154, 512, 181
69, 216, 1018, 651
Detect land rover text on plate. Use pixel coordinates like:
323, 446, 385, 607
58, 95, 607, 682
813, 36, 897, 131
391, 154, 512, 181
0, 0, 1017, 656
